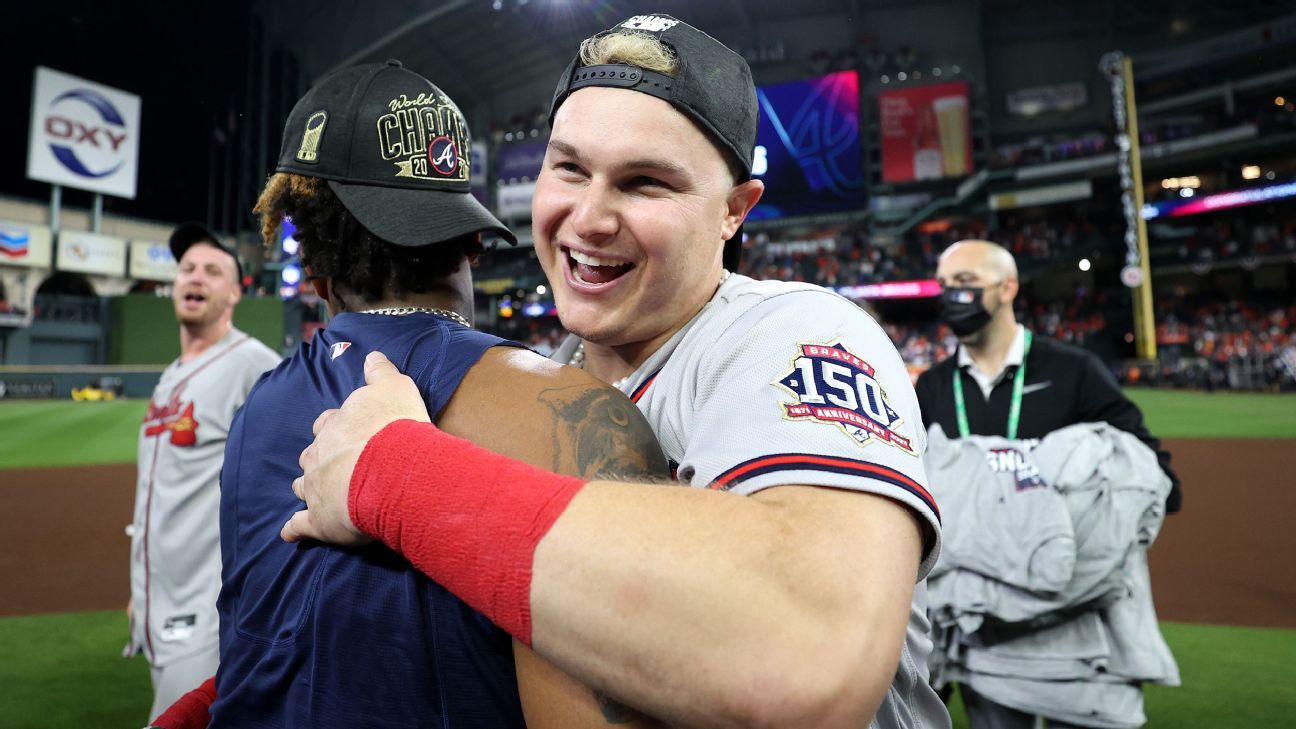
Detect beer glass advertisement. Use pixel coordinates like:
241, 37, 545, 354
748, 70, 866, 221
878, 81, 973, 183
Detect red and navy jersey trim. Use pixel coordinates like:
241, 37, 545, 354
629, 368, 662, 404
711, 453, 939, 521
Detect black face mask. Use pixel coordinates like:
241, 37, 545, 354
940, 286, 992, 337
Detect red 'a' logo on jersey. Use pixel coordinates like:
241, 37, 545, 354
144, 386, 199, 447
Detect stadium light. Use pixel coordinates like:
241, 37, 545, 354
536, 284, 547, 295
1242, 165, 1261, 180
1079, 258, 1091, 272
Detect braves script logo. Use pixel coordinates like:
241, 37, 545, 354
985, 448, 1045, 491
376, 92, 470, 182
775, 342, 914, 454
44, 88, 129, 179
143, 383, 199, 447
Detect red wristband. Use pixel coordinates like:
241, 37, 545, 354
349, 419, 586, 644
151, 675, 217, 728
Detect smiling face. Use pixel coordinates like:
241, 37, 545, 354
534, 86, 762, 356
172, 242, 241, 328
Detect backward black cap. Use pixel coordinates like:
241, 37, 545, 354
549, 14, 757, 269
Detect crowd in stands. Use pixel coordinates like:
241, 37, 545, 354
1149, 211, 1296, 267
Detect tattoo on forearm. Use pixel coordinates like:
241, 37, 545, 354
539, 386, 670, 481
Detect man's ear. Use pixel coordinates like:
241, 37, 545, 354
721, 178, 765, 241
1001, 276, 1019, 303
311, 277, 330, 301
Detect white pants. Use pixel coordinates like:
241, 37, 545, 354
148, 644, 220, 723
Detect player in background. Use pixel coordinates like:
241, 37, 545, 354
286, 15, 950, 729
148, 61, 669, 729
126, 222, 280, 721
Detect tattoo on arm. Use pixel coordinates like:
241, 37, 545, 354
539, 386, 670, 481
538, 385, 669, 724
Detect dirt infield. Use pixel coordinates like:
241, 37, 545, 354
2, 439, 1293, 627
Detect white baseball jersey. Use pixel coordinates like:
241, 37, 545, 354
127, 327, 280, 667
555, 273, 947, 729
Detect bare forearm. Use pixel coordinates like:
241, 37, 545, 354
529, 482, 922, 729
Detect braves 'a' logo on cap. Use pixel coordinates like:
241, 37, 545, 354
377, 92, 470, 183
622, 15, 679, 32
774, 341, 915, 454
428, 136, 458, 175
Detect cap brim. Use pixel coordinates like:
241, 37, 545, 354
327, 180, 517, 247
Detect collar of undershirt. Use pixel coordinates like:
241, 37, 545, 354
957, 323, 1026, 382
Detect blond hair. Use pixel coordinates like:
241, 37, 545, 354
579, 31, 678, 75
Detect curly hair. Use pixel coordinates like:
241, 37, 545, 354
253, 173, 483, 305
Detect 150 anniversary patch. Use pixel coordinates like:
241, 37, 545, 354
774, 341, 915, 454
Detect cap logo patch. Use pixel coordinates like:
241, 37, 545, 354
774, 340, 916, 455
377, 92, 470, 182
296, 111, 327, 163
428, 136, 459, 175
621, 15, 679, 32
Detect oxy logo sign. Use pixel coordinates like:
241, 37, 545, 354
45, 88, 128, 178
27, 67, 141, 199
775, 341, 915, 454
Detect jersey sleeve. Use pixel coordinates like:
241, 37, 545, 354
681, 291, 942, 578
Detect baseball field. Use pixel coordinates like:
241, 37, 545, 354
1, 390, 1293, 727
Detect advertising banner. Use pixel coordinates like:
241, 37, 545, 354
750, 70, 865, 221
496, 180, 537, 220
129, 240, 177, 281
494, 139, 548, 183
56, 230, 127, 276
879, 81, 972, 183
0, 221, 54, 268
27, 67, 142, 199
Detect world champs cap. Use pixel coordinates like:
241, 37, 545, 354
276, 60, 515, 248
549, 14, 758, 270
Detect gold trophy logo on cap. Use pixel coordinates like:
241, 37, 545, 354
296, 111, 328, 162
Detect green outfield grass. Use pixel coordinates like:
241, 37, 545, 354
0, 389, 1290, 472
0, 400, 148, 469
1124, 389, 1296, 438
0, 611, 1289, 727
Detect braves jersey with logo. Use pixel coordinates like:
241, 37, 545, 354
127, 327, 280, 667
210, 313, 525, 729
554, 273, 948, 729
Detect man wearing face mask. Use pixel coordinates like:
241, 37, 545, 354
915, 240, 1178, 509
913, 239, 1179, 727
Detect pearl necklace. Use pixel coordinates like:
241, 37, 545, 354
568, 269, 731, 389
357, 306, 471, 328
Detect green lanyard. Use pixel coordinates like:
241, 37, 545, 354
953, 329, 1033, 439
